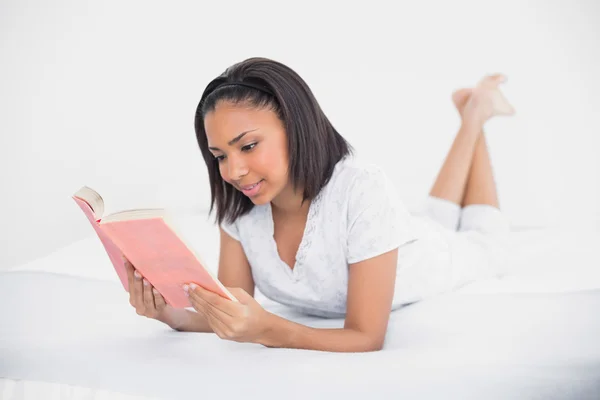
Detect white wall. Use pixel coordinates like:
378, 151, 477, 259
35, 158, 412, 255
1, 0, 599, 270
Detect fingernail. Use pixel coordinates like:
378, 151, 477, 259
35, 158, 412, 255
189, 283, 198, 290
152, 288, 159, 295
134, 271, 141, 279
143, 279, 149, 286
183, 284, 189, 292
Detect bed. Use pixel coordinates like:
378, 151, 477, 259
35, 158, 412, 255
2, 211, 600, 400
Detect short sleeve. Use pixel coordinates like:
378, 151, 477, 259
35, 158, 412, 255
220, 218, 240, 241
346, 166, 418, 264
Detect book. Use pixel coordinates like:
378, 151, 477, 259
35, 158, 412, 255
72, 185, 237, 308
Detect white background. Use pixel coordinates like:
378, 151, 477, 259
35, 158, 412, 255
1, 0, 599, 270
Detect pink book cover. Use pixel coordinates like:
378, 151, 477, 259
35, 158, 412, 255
73, 196, 130, 290
72, 195, 237, 308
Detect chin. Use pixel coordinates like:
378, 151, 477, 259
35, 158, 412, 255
248, 193, 271, 206
244, 181, 278, 206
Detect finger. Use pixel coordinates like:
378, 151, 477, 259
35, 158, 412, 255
188, 290, 212, 317
206, 312, 234, 340
189, 285, 240, 318
199, 308, 224, 338
187, 289, 207, 314
133, 269, 144, 311
124, 256, 133, 278
190, 303, 234, 340
226, 287, 252, 303
143, 279, 156, 312
123, 257, 134, 295
190, 290, 236, 327
153, 288, 167, 310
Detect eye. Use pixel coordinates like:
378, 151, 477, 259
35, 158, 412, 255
214, 155, 225, 162
241, 143, 257, 152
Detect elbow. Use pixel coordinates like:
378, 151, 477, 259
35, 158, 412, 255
366, 340, 384, 352
360, 334, 385, 352
346, 327, 386, 352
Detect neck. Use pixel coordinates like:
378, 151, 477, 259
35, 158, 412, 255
270, 184, 310, 216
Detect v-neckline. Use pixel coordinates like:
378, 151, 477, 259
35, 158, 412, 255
266, 192, 322, 280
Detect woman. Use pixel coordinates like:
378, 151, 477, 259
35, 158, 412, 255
124, 57, 515, 352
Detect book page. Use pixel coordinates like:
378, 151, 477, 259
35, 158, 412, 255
73, 186, 105, 219
101, 208, 166, 223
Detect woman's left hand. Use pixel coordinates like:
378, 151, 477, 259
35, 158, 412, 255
184, 284, 270, 344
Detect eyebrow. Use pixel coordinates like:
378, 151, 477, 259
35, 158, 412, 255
208, 129, 259, 152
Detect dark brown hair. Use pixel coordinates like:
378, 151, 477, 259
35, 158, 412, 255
194, 57, 353, 225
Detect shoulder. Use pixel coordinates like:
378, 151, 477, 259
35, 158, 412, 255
325, 157, 392, 198
316, 157, 403, 232
328, 157, 398, 205
339, 159, 416, 263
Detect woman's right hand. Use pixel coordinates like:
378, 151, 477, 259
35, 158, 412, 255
123, 256, 171, 322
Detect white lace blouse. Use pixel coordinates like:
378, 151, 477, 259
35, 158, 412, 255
220, 156, 455, 317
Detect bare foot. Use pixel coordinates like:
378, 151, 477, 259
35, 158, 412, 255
476, 74, 515, 116
462, 74, 515, 125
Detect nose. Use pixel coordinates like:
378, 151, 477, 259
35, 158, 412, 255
227, 154, 249, 181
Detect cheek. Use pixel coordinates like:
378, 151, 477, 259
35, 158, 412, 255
217, 162, 232, 183
259, 146, 288, 179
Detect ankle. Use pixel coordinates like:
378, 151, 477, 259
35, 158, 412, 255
460, 117, 484, 136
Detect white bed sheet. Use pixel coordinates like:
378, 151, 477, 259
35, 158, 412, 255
7, 212, 600, 295
2, 214, 600, 400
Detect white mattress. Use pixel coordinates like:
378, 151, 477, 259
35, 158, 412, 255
2, 214, 600, 399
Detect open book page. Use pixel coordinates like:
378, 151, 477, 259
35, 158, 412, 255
101, 208, 166, 223
73, 186, 105, 219
73, 186, 165, 223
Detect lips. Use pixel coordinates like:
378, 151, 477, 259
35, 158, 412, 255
238, 180, 263, 190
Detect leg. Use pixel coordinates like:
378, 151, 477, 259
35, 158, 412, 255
428, 119, 480, 206
429, 75, 513, 208
462, 132, 499, 208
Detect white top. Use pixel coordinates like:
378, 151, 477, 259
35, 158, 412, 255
220, 156, 455, 317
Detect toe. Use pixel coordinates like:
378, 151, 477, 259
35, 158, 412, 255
478, 74, 507, 88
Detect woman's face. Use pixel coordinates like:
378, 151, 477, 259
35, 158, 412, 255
204, 101, 289, 205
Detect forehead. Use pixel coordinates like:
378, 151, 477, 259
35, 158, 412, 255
204, 102, 279, 137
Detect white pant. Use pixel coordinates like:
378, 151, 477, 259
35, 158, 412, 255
393, 196, 511, 306
419, 195, 511, 235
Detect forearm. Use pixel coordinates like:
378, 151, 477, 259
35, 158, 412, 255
159, 307, 213, 333
258, 312, 382, 353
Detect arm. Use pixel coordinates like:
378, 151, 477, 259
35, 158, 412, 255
158, 307, 211, 332
165, 227, 255, 332
257, 248, 398, 352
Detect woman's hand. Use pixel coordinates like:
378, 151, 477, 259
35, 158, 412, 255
184, 283, 271, 344
123, 256, 187, 329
